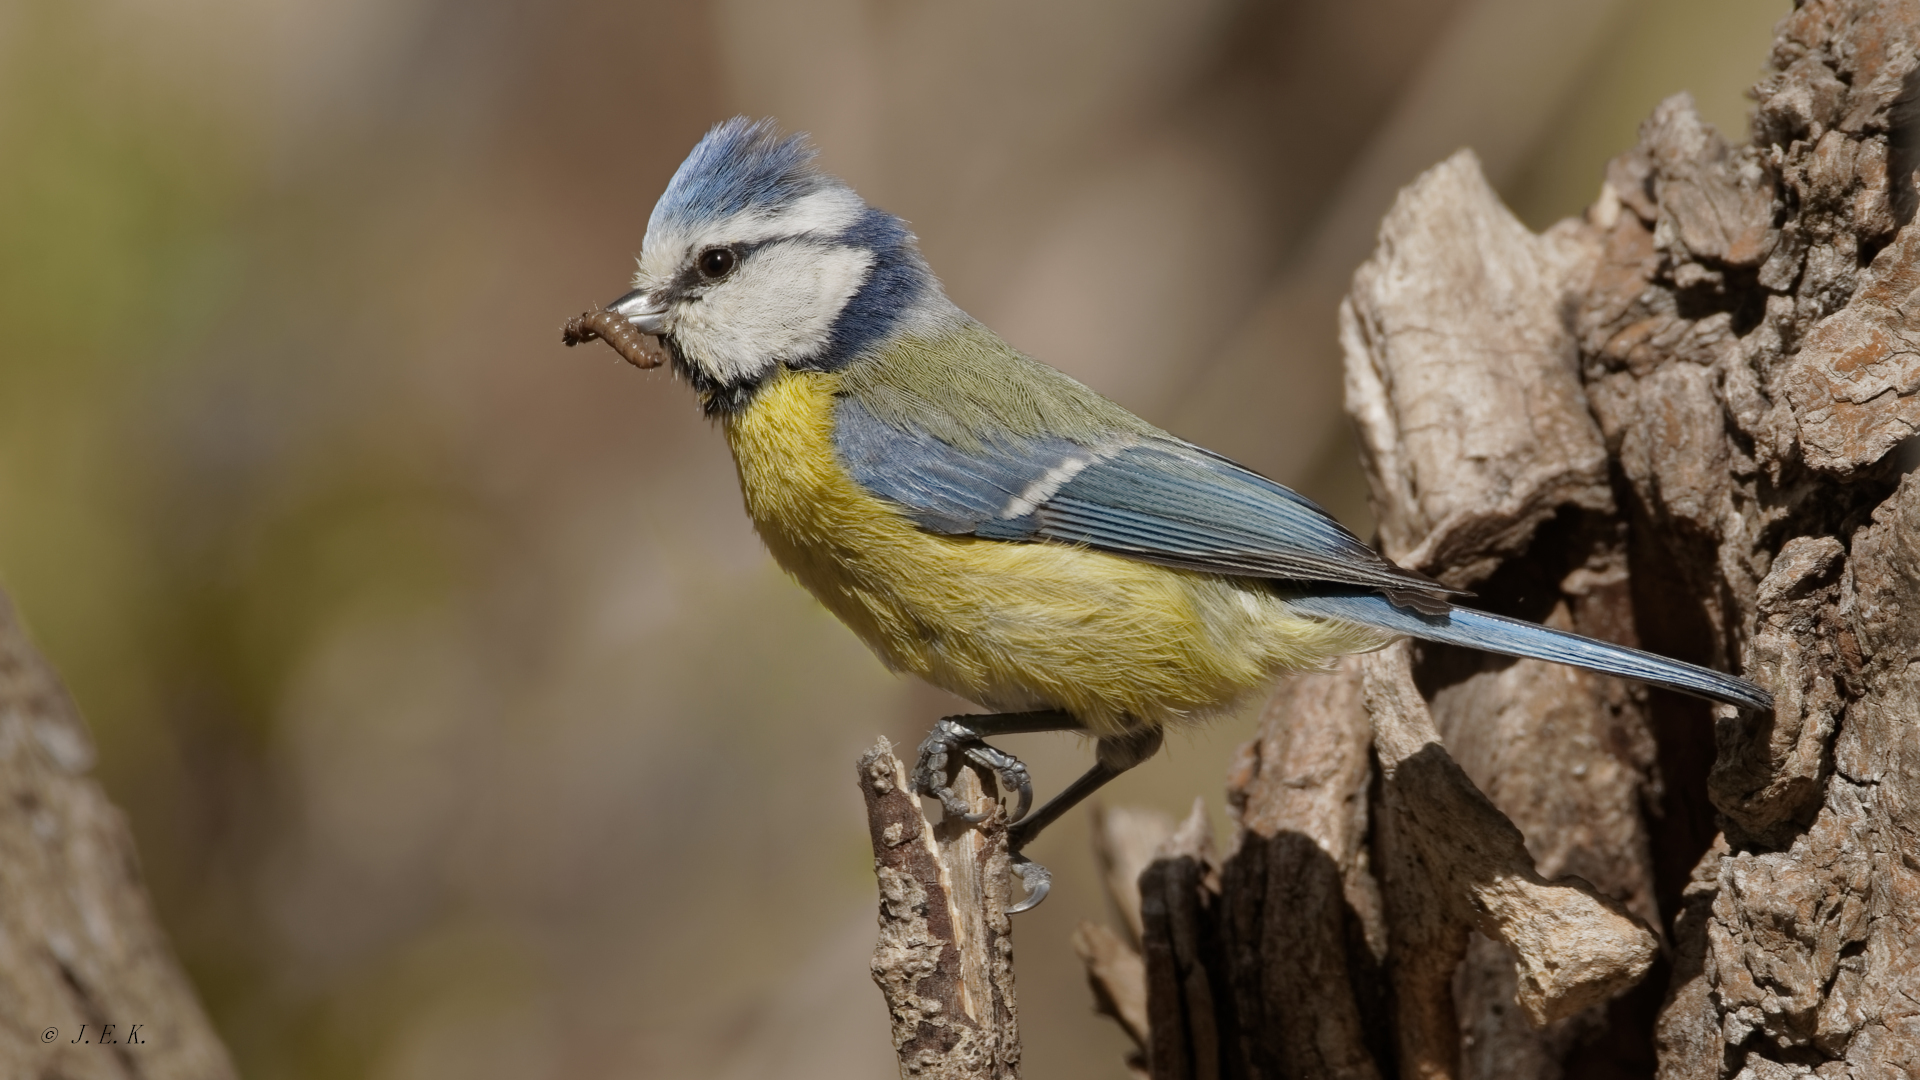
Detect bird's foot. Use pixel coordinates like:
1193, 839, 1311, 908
1007, 854, 1051, 914
910, 718, 1035, 824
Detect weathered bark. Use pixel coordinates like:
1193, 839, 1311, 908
1584, 4, 1920, 1071
859, 740, 1021, 1080
1222, 658, 1389, 1080
1076, 2, 1920, 1076
1140, 802, 1234, 1080
0, 591, 237, 1079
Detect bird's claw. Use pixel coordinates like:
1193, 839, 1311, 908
909, 719, 1048, 913
911, 718, 1035, 824
910, 719, 978, 819
1007, 855, 1051, 914
960, 743, 1033, 823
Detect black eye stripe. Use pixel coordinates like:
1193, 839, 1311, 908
665, 238, 794, 299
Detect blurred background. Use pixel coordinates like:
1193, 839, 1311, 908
0, 1, 1783, 1077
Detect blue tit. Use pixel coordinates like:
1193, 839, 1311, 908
579, 118, 1770, 910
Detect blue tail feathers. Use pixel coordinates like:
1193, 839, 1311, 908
1286, 588, 1773, 713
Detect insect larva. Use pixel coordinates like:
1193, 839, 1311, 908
561, 307, 669, 370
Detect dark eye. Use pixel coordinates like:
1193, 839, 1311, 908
698, 247, 737, 280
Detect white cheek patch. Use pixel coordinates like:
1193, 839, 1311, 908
672, 242, 875, 383
635, 188, 867, 288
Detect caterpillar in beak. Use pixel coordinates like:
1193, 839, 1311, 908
562, 307, 669, 370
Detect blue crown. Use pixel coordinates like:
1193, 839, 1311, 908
650, 118, 833, 232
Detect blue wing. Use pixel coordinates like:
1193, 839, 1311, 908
833, 397, 1457, 604
832, 399, 1773, 713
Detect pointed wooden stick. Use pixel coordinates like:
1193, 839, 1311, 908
858, 739, 1021, 1079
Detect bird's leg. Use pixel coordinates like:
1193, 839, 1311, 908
999, 725, 1165, 913
912, 710, 1082, 825
912, 714, 1162, 914
1008, 725, 1164, 852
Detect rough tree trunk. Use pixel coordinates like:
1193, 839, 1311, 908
0, 591, 237, 1079
1077, 2, 1920, 1077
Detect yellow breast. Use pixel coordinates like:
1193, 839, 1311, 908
720, 368, 1383, 732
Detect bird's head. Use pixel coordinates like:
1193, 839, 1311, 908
612, 118, 948, 413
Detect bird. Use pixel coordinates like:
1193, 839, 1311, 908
572, 117, 1771, 912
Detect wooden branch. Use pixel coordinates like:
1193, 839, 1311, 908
0, 590, 237, 1079
1363, 645, 1658, 1031
1071, 920, 1150, 1074
1340, 149, 1611, 586
858, 740, 1020, 1080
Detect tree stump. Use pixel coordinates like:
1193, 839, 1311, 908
1077, 2, 1920, 1076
